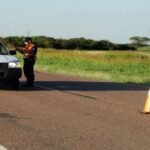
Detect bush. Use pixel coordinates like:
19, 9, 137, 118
0, 36, 137, 51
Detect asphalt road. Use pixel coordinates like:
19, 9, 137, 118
0, 72, 149, 150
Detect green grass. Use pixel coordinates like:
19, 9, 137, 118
138, 46, 150, 53
18, 49, 150, 84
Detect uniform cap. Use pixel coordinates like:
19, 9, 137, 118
23, 37, 32, 42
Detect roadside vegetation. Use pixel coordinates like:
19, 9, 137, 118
1, 36, 136, 50
138, 46, 150, 53
4, 35, 149, 85
26, 49, 150, 85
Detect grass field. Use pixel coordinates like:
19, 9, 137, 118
18, 48, 150, 85
138, 46, 150, 53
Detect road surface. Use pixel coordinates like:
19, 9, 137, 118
0, 72, 149, 150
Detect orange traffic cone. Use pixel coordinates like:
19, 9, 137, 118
143, 89, 150, 114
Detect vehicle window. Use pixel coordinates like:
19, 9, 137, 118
0, 43, 9, 55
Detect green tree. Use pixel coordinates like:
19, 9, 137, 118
130, 36, 150, 46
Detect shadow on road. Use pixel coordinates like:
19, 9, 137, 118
22, 81, 148, 91
0, 113, 31, 120
0, 81, 148, 91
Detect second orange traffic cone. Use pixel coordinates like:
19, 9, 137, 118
143, 89, 150, 114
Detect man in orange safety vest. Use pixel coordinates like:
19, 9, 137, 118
17, 37, 37, 87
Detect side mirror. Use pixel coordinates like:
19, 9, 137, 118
9, 50, 16, 55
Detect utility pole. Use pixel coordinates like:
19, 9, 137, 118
27, 30, 31, 37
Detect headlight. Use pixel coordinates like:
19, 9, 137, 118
8, 62, 21, 68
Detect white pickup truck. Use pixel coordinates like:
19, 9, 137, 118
0, 42, 22, 89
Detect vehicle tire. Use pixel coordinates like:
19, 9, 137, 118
10, 79, 19, 90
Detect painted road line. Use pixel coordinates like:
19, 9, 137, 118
0, 145, 7, 150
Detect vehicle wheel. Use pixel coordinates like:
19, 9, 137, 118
10, 79, 19, 90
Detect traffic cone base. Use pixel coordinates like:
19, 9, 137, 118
142, 89, 150, 114
141, 111, 150, 114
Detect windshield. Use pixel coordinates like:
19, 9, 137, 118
0, 43, 9, 55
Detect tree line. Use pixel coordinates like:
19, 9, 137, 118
0, 36, 149, 50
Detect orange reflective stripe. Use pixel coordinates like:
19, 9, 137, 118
24, 44, 35, 52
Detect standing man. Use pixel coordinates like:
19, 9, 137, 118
17, 37, 37, 87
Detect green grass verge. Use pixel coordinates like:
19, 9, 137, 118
18, 49, 150, 85
138, 46, 150, 53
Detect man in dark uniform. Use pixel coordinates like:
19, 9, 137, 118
17, 37, 37, 87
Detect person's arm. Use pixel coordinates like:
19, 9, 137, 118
16, 47, 25, 54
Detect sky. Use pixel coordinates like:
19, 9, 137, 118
0, 0, 150, 43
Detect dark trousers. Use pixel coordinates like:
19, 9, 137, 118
23, 59, 35, 85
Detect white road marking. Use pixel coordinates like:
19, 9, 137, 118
0, 145, 7, 150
